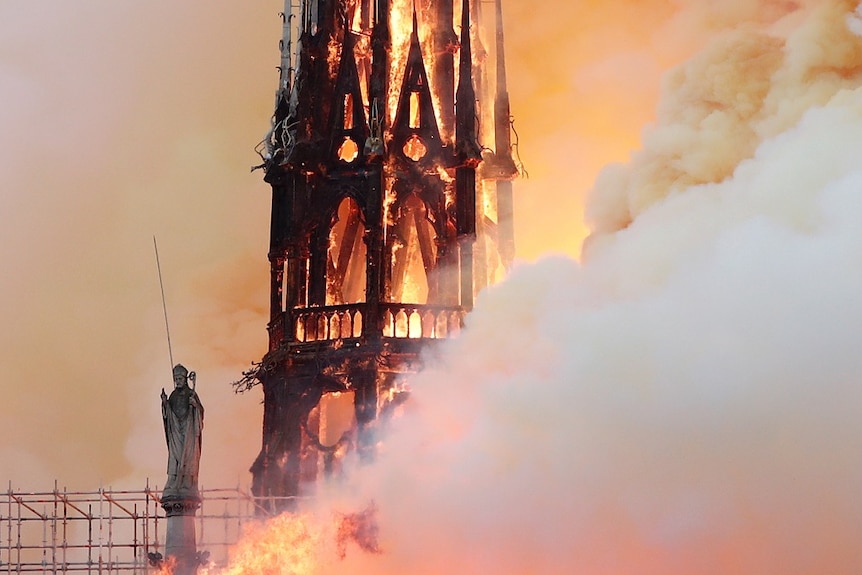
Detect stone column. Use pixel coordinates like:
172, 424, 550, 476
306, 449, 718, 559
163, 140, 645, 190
160, 495, 201, 575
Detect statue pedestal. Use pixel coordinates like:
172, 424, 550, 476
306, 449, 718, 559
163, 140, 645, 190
161, 494, 201, 575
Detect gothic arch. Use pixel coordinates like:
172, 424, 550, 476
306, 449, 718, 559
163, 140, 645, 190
326, 196, 367, 305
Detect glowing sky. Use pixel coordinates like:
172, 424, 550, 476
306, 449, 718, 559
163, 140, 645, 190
0, 0, 683, 488
0, 0, 853, 522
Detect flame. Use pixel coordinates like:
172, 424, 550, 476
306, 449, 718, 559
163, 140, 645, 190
350, 1, 364, 34
327, 37, 341, 81
355, 34, 371, 109
382, 177, 398, 231
402, 134, 428, 161
220, 514, 323, 575
335, 505, 382, 559
408, 92, 421, 127
398, 245, 428, 304
386, 0, 450, 138
481, 179, 497, 221
208, 507, 383, 575
153, 556, 176, 575
387, 0, 413, 126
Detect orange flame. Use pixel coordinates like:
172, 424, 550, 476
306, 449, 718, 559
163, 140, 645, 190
387, 0, 412, 125
335, 504, 382, 560
327, 37, 341, 80
220, 514, 323, 575
210, 505, 386, 575
153, 555, 177, 575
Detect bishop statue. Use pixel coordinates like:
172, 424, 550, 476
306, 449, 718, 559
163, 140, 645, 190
161, 364, 204, 498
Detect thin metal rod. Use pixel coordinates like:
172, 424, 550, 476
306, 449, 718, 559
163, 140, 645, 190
153, 237, 174, 370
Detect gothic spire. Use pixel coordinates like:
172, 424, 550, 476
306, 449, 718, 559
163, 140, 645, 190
493, 0, 511, 159
391, 5, 442, 164
492, 0, 517, 269
456, 0, 480, 163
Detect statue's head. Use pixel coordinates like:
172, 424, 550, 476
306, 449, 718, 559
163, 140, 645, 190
172, 364, 189, 388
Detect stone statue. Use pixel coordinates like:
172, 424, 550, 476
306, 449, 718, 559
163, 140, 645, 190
161, 364, 204, 498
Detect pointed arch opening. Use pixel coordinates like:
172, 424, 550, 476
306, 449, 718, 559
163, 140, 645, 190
389, 193, 437, 304
409, 92, 421, 129
326, 197, 367, 305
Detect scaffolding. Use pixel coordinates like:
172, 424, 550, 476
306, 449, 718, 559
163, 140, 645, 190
0, 483, 294, 574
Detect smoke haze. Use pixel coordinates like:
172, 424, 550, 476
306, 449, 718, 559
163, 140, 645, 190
224, 1, 862, 573
3, 0, 862, 572
0, 0, 279, 488
0, 0, 683, 489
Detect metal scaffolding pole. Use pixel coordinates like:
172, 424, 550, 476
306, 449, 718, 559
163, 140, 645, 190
0, 484, 296, 574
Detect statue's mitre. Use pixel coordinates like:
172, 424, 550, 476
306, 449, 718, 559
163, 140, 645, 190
172, 364, 189, 377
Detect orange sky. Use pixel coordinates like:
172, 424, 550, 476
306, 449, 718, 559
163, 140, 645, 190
0, 0, 732, 488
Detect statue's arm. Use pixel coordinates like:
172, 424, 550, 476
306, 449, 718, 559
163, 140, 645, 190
190, 391, 204, 419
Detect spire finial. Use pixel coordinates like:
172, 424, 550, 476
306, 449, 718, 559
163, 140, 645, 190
459, 0, 471, 72
494, 0, 508, 95
456, 0, 479, 162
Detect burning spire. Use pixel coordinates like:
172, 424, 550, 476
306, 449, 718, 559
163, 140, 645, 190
242, 0, 519, 505
455, 0, 481, 309
488, 0, 517, 270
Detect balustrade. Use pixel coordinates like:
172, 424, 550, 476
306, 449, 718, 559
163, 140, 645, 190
287, 303, 464, 343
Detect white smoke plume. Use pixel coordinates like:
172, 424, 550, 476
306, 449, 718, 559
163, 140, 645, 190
220, 1, 862, 573
586, 0, 862, 236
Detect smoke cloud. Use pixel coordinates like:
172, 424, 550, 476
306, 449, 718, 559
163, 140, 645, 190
341, 104, 862, 573
504, 0, 816, 257
586, 0, 862, 237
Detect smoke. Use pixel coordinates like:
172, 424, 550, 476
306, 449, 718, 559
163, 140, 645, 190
345, 104, 862, 573
586, 0, 862, 238
0, 0, 687, 490
503, 0, 815, 257
220, 1, 862, 573
0, 0, 280, 488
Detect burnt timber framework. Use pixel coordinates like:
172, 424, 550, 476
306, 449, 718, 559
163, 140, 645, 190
242, 0, 519, 508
